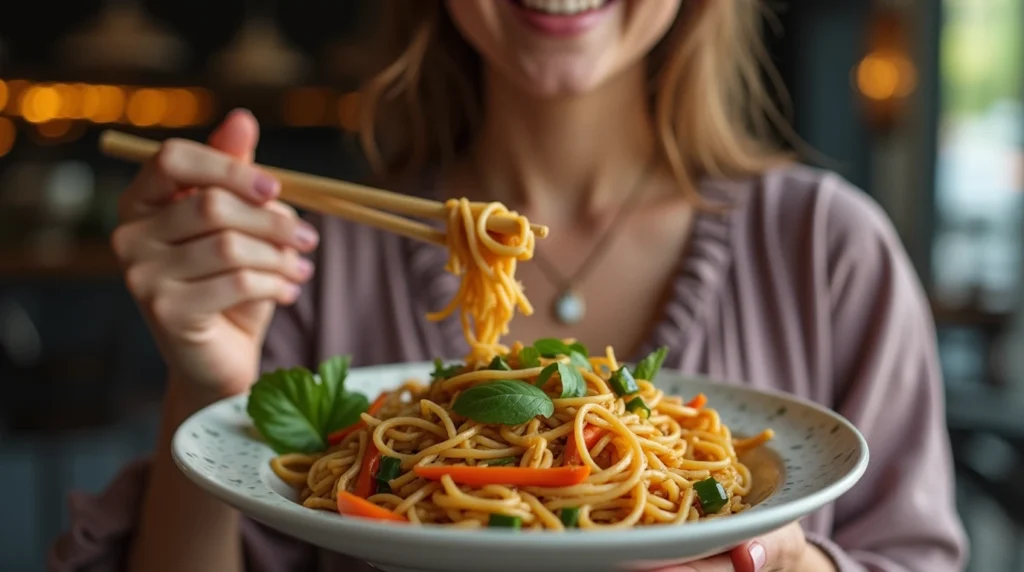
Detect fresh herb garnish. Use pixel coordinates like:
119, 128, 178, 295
431, 358, 463, 380
483, 456, 519, 466
487, 356, 512, 371
694, 477, 729, 514
568, 342, 588, 357
247, 357, 368, 454
569, 351, 593, 372
453, 380, 555, 424
533, 338, 571, 358
518, 347, 541, 369
488, 513, 522, 529
625, 396, 651, 420
536, 362, 587, 398
376, 456, 403, 494
560, 507, 581, 528
633, 346, 668, 382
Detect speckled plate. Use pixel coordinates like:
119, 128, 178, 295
172, 362, 868, 572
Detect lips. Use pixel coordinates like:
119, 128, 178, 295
508, 0, 618, 37
516, 0, 612, 16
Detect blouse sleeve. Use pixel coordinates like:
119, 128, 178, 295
805, 177, 969, 571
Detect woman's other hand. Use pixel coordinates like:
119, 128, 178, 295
111, 109, 319, 409
653, 522, 836, 572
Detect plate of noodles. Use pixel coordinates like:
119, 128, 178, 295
171, 199, 867, 571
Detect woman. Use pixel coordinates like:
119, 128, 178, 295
51, 1, 968, 571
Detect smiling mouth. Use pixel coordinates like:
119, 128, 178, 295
513, 0, 614, 17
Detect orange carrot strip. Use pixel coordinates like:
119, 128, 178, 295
685, 393, 707, 409
353, 442, 381, 498
336, 491, 407, 522
564, 424, 607, 466
328, 392, 390, 445
413, 464, 591, 487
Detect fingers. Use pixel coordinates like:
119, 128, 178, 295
112, 191, 318, 262
149, 270, 300, 331
657, 554, 734, 572
208, 108, 260, 162
122, 137, 280, 216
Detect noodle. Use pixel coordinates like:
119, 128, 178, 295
267, 198, 774, 530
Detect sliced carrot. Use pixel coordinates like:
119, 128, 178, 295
685, 393, 707, 409
336, 491, 407, 522
328, 392, 390, 445
563, 424, 607, 466
353, 442, 382, 498
413, 464, 591, 487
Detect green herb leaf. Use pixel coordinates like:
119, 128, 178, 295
247, 367, 326, 454
518, 347, 541, 369
533, 338, 570, 358
453, 380, 554, 424
483, 456, 519, 466
247, 357, 368, 454
568, 342, 588, 357
318, 355, 366, 434
536, 362, 587, 398
431, 358, 463, 380
633, 346, 669, 382
569, 351, 593, 372
487, 356, 512, 371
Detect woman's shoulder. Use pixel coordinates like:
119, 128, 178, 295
710, 163, 906, 268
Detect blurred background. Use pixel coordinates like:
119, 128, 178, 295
0, 0, 1021, 570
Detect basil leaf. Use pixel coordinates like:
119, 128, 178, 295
569, 351, 593, 372
247, 367, 329, 454
518, 347, 541, 369
431, 358, 463, 380
536, 362, 586, 398
319, 355, 361, 434
453, 380, 555, 424
487, 356, 512, 371
633, 346, 669, 382
568, 342, 588, 357
533, 338, 570, 358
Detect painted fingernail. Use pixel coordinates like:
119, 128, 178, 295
294, 222, 319, 248
253, 172, 280, 200
283, 283, 302, 303
295, 257, 315, 279
749, 542, 767, 571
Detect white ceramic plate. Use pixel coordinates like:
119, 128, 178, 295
172, 362, 868, 572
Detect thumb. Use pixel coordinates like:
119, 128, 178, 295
208, 108, 260, 162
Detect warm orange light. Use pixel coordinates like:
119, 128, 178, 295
0, 80, 8, 113
79, 84, 102, 120
0, 117, 14, 157
89, 85, 126, 123
856, 51, 917, 101
337, 92, 360, 132
21, 85, 63, 123
126, 88, 168, 127
162, 88, 199, 127
283, 88, 328, 126
53, 83, 82, 119
37, 119, 72, 139
192, 88, 215, 124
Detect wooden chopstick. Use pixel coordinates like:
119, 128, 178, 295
98, 130, 549, 242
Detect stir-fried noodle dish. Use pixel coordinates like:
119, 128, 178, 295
246, 199, 774, 530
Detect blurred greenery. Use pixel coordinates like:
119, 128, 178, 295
941, 0, 1022, 117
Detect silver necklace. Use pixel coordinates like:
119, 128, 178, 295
498, 158, 655, 325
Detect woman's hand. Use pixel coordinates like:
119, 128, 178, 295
112, 109, 319, 409
654, 522, 836, 572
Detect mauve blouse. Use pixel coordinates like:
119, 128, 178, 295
49, 165, 969, 571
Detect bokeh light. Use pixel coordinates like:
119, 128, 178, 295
126, 88, 168, 127
21, 85, 63, 123
162, 88, 199, 127
283, 87, 328, 126
0, 117, 14, 157
856, 51, 918, 101
338, 92, 361, 132
0, 80, 8, 113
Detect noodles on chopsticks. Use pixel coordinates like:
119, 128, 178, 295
259, 198, 774, 530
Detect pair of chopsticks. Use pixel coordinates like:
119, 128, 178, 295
98, 131, 549, 247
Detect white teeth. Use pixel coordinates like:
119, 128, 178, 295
521, 0, 608, 16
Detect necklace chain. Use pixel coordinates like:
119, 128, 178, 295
470, 155, 655, 324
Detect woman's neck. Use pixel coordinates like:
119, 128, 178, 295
470, 62, 656, 223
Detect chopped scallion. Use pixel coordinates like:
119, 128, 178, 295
484, 456, 519, 467
560, 507, 580, 528
488, 513, 522, 529
375, 456, 402, 493
609, 367, 639, 397
693, 477, 729, 515
625, 397, 651, 420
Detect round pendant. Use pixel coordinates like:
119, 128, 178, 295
553, 290, 586, 325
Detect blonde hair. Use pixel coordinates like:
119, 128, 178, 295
358, 1, 793, 202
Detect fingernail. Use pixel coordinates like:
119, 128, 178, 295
283, 283, 302, 303
253, 172, 280, 200
295, 257, 315, 279
749, 542, 767, 571
294, 222, 319, 248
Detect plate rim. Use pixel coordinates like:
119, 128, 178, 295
171, 362, 870, 553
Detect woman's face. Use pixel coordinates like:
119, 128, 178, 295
446, 0, 681, 98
